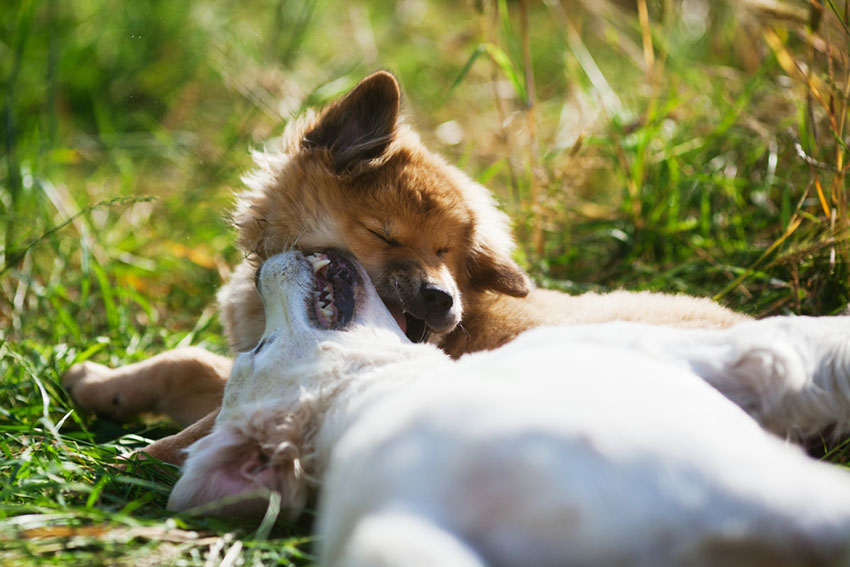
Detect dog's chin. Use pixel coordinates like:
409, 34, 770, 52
382, 305, 429, 343
385, 309, 461, 344
404, 313, 430, 343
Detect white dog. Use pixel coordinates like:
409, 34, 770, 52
168, 250, 850, 566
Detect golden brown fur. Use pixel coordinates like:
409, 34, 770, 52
441, 289, 749, 358
64, 72, 748, 465
219, 71, 531, 353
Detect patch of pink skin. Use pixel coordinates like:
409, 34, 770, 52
240, 458, 278, 490
388, 305, 407, 334
199, 449, 278, 502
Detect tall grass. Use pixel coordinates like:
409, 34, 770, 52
2, 0, 849, 564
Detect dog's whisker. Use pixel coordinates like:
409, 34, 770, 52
290, 226, 308, 251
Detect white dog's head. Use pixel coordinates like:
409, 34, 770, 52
167, 250, 413, 519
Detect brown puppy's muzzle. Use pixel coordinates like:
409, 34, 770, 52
410, 281, 456, 327
378, 262, 461, 343
400, 281, 459, 343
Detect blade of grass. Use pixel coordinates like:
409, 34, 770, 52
3, 0, 34, 264
447, 43, 527, 104
0, 196, 156, 277
714, 217, 803, 301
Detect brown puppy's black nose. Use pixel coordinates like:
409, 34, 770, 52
420, 283, 453, 313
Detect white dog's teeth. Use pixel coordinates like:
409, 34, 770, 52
306, 253, 331, 273
319, 304, 335, 321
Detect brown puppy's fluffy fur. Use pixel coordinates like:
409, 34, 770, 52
219, 71, 532, 355
64, 72, 748, 464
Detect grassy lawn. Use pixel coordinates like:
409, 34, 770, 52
2, 0, 850, 564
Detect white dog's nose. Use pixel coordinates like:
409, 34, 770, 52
257, 252, 306, 292
255, 252, 314, 333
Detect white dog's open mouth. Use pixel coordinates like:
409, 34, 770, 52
306, 251, 357, 329
304, 250, 427, 340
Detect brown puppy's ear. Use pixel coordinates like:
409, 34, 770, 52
303, 71, 400, 174
467, 247, 532, 298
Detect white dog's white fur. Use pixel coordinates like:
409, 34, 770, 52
169, 251, 850, 566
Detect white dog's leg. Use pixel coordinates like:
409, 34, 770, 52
325, 512, 485, 567
689, 316, 850, 439
519, 317, 850, 440
577, 316, 850, 439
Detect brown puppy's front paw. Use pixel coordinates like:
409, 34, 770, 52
117, 448, 181, 477
62, 361, 131, 420
63, 360, 109, 391
63, 361, 111, 399
134, 440, 187, 468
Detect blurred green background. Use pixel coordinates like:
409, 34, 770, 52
4, 0, 850, 351
2, 0, 850, 564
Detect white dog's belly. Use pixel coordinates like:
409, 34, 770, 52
319, 337, 850, 566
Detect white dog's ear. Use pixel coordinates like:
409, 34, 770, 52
466, 245, 532, 298
303, 71, 400, 174
167, 427, 309, 520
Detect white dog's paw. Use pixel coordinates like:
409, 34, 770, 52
732, 315, 850, 364
761, 316, 850, 380
729, 316, 850, 438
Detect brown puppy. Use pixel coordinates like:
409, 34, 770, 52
217, 71, 531, 354
64, 72, 747, 465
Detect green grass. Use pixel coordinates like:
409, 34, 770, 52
3, 0, 850, 564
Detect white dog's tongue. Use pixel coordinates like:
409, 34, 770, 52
388, 305, 407, 334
